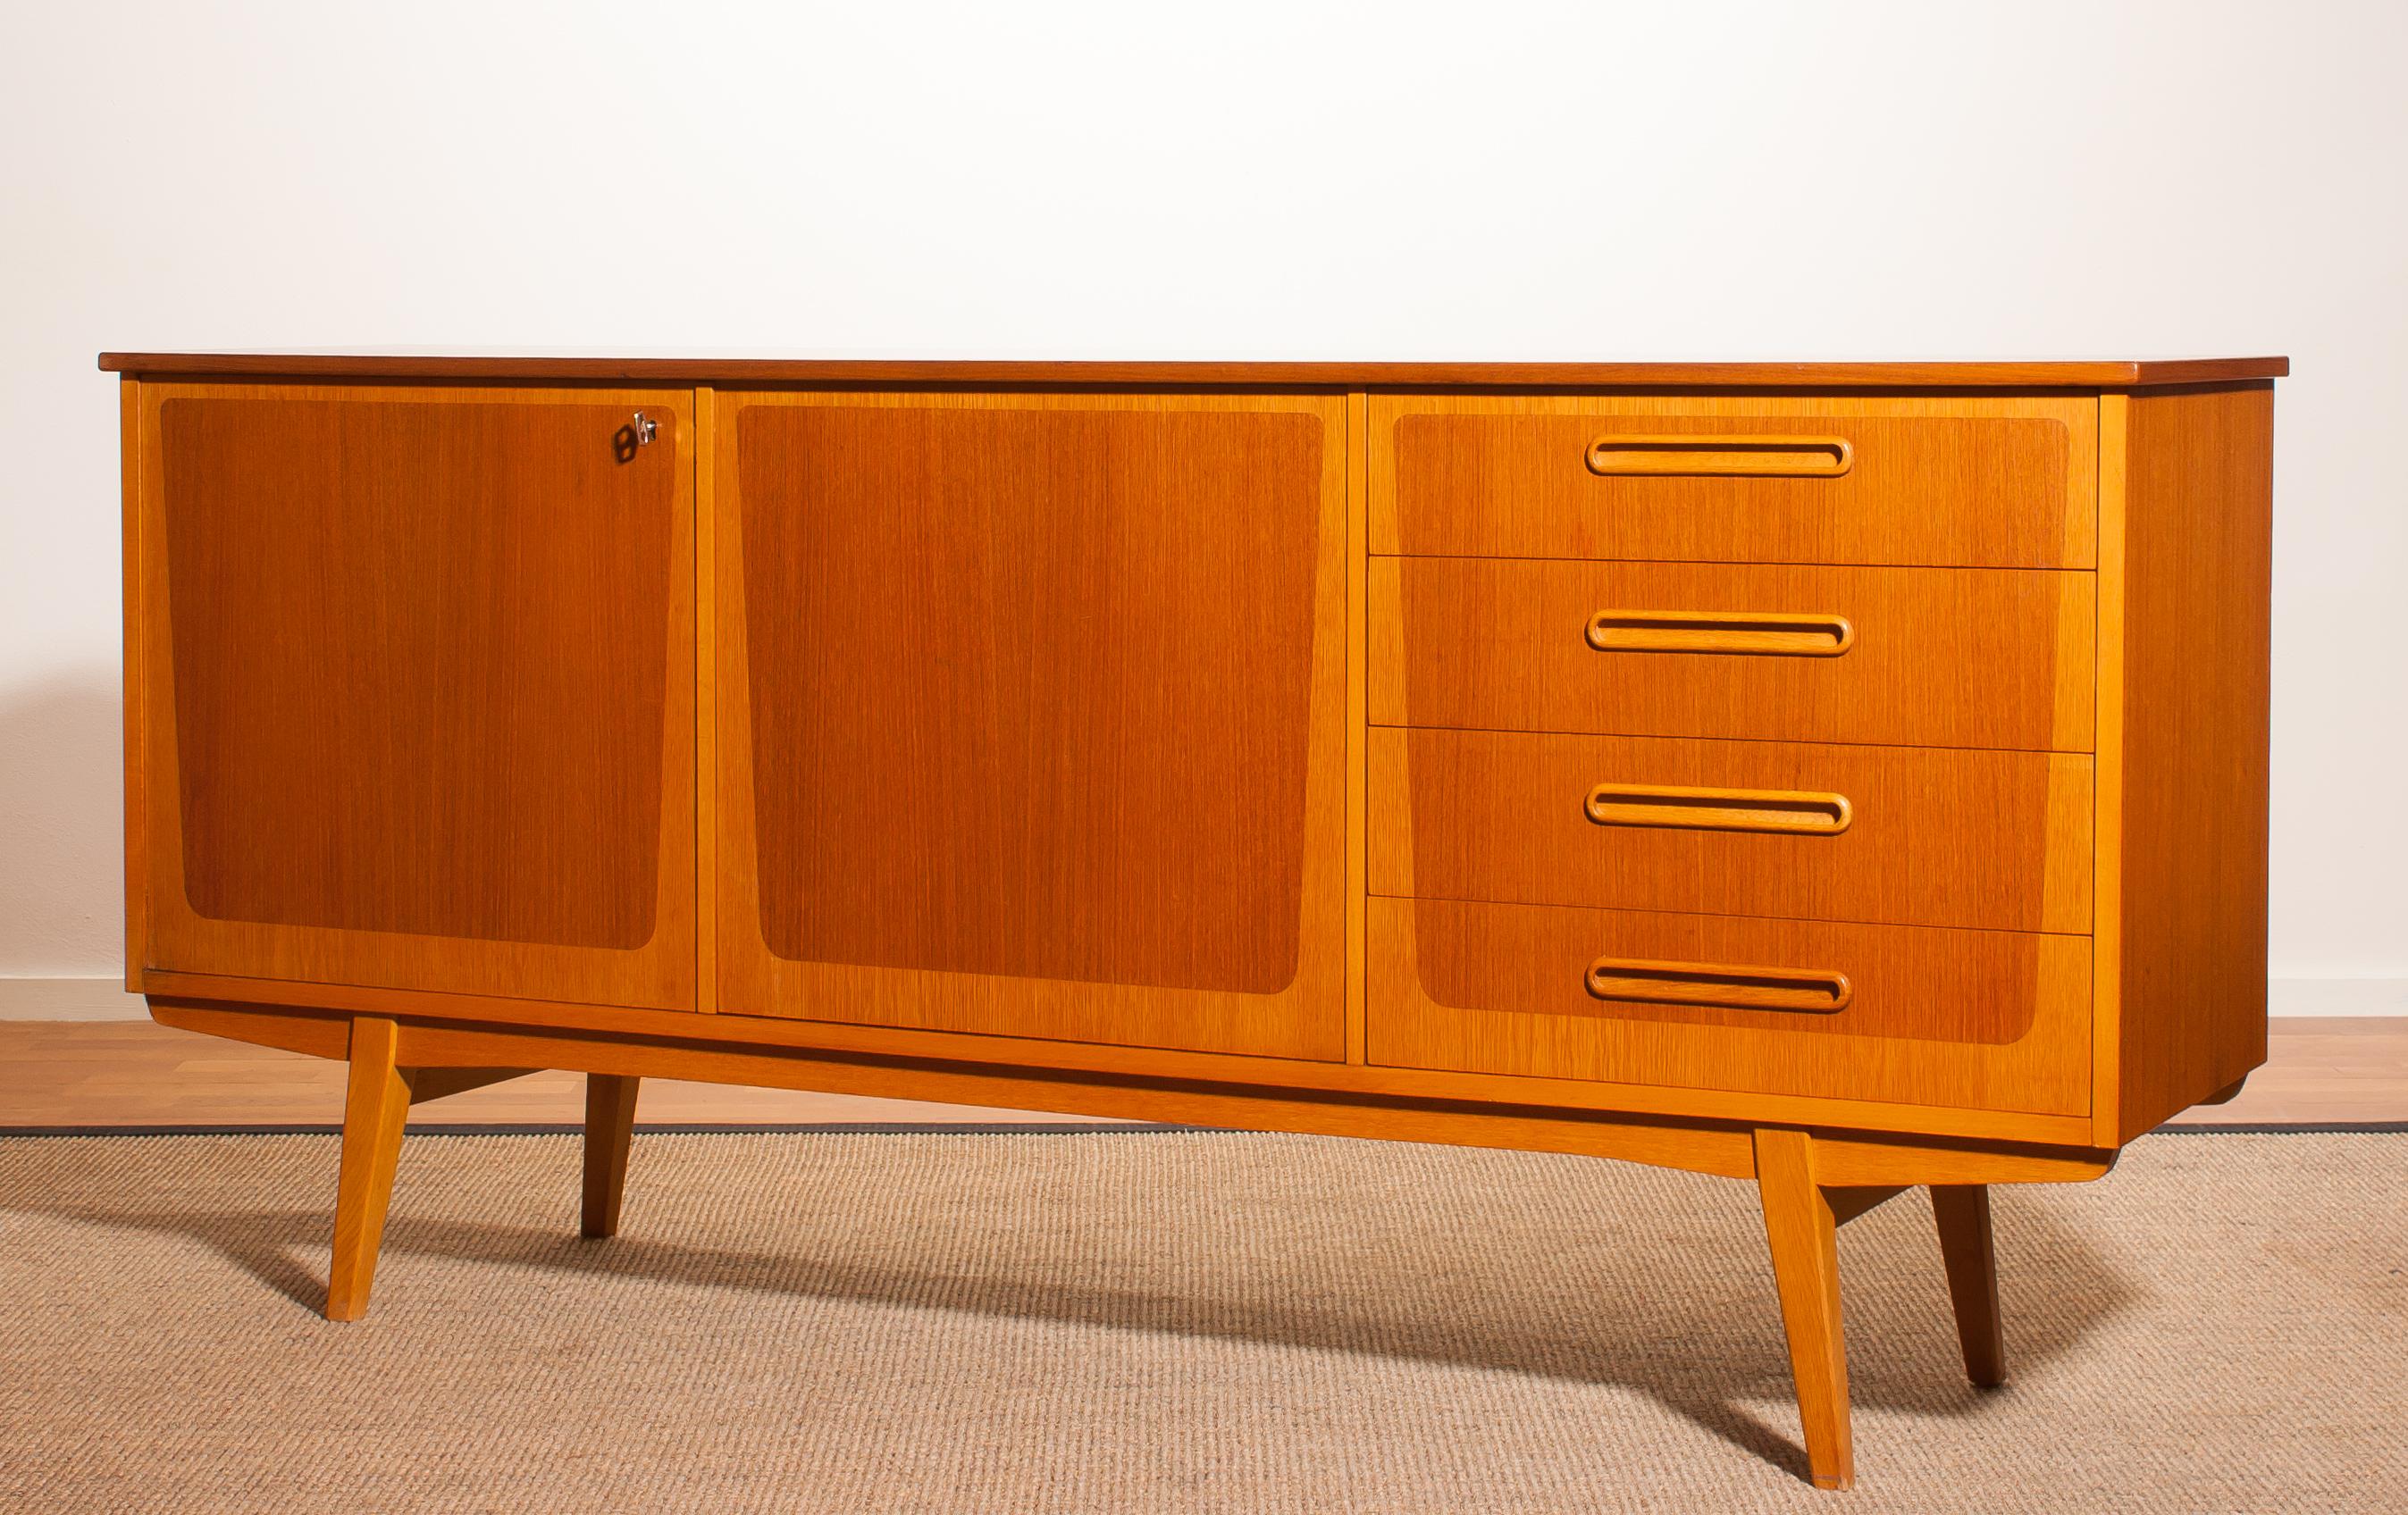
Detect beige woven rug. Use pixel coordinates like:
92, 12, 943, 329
2, 1130, 2401, 1513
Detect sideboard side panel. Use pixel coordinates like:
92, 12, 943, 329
2111, 384, 2275, 1142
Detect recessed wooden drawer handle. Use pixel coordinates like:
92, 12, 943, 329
1585, 956, 1854, 1014
1586, 609, 1856, 657
1584, 435, 1853, 478
1583, 783, 1852, 835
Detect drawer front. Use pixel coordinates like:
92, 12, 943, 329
1369, 558, 2094, 750
1371, 396, 2096, 567
1367, 897, 2090, 1116
1369, 728, 2092, 933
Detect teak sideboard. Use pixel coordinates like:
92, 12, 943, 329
104, 353, 2282, 1490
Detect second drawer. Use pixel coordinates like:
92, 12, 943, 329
1369, 557, 2095, 751
1368, 727, 2093, 933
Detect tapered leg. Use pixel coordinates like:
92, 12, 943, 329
1755, 1127, 1853, 1491
1931, 1184, 2006, 1386
581, 1074, 641, 1238
326, 1017, 411, 1322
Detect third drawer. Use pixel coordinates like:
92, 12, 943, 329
1368, 726, 2093, 934
1369, 557, 2095, 751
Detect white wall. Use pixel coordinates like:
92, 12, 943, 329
3, 0, 2402, 1005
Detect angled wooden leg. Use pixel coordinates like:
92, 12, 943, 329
1755, 1127, 1853, 1491
326, 1017, 410, 1322
581, 1074, 641, 1238
1932, 1184, 2006, 1387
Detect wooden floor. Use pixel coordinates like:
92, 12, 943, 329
3, 1017, 2403, 1130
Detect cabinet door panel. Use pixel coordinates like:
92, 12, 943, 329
137, 384, 696, 1009
716, 392, 1347, 1059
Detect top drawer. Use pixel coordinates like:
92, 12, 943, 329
1372, 396, 2097, 568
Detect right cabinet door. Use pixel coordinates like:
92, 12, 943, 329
713, 390, 1349, 1061
1364, 394, 2099, 1121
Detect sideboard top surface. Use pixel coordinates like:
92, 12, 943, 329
96, 354, 2288, 388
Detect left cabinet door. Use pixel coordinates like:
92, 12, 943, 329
131, 384, 697, 1009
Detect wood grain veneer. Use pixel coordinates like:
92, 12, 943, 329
1369, 559, 2095, 751
110, 356, 2280, 1490
581, 1075, 640, 1237
134, 384, 697, 1009
138, 968, 2098, 1145
1365, 897, 2089, 1114
325, 1016, 407, 1321
97, 354, 2289, 388
55, 1015, 2379, 1133
1345, 393, 1372, 1066
1371, 396, 2098, 568
2100, 385, 2274, 1142
119, 381, 146, 992
129, 999, 2115, 1184
712, 391, 1350, 1059
1931, 1185, 2006, 1387
1369, 728, 2093, 934
1756, 1127, 1854, 1489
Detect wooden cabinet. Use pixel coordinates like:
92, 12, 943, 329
131, 384, 697, 1009
108, 354, 2282, 1492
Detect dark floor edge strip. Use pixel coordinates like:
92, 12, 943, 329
2147, 1121, 2408, 1134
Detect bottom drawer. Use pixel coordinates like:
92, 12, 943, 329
1366, 898, 2089, 1117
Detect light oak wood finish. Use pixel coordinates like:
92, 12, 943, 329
1806, 1136, 2111, 1188
1370, 396, 2098, 568
582, 1075, 640, 1238
1581, 782, 1854, 837
1582, 608, 1858, 657
97, 354, 2291, 388
1369, 727, 2093, 933
711, 390, 1350, 1059
132, 999, 2122, 1187
109, 357, 2283, 1489
330, 1023, 639, 1311
694, 386, 721, 1014
119, 381, 145, 992
1755, 1127, 1855, 1490
1931, 1184, 2007, 1387
131, 383, 698, 1009
15, 1017, 2387, 1131
1345, 392, 1372, 1066
0, 1018, 1120, 1127
1366, 897, 2092, 1112
141, 966, 2099, 1146
1369, 558, 2096, 751
326, 1017, 410, 1321
2096, 386, 2276, 1143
